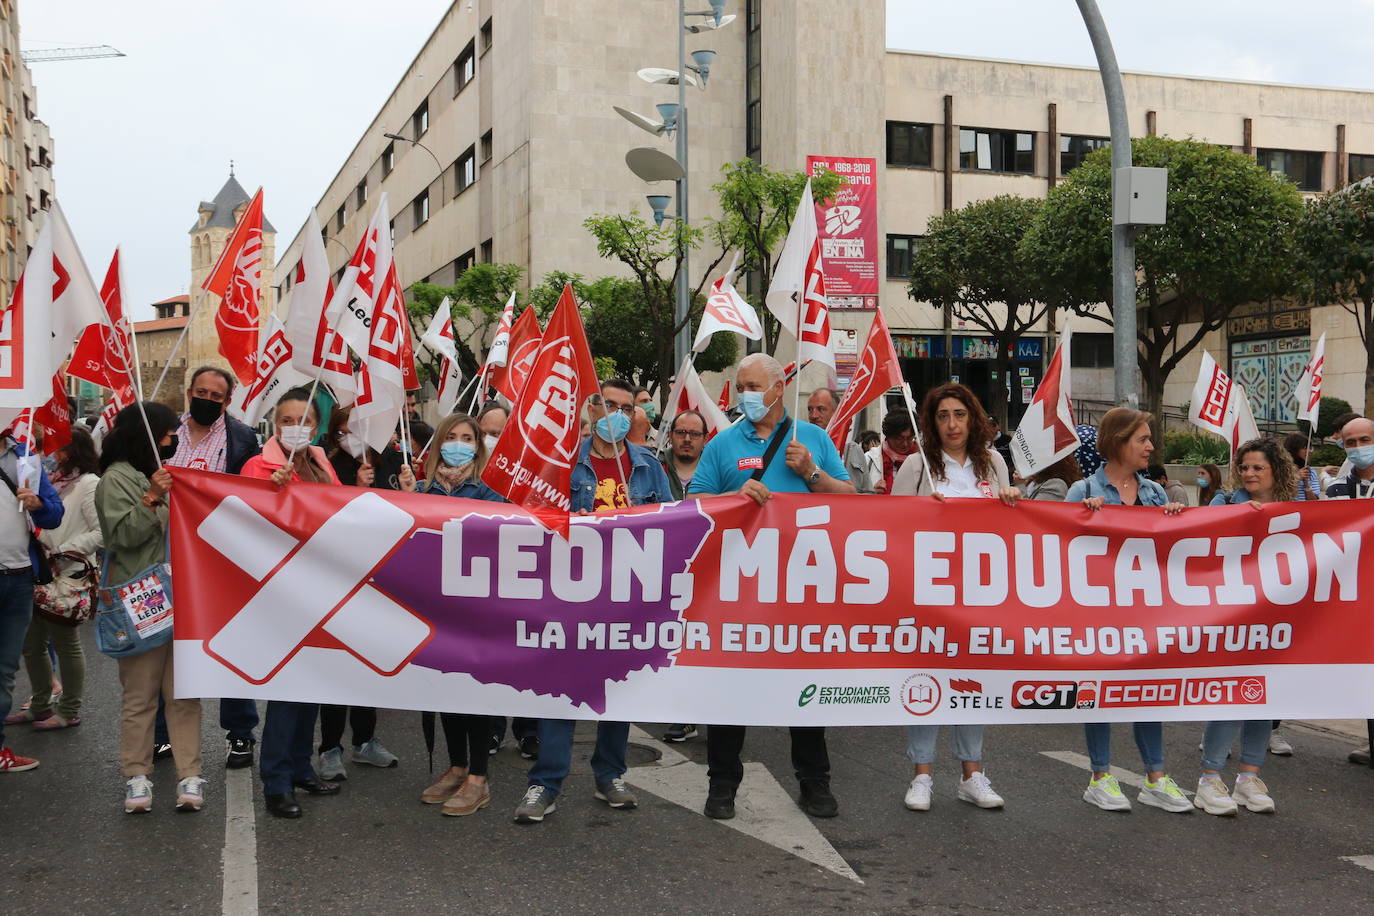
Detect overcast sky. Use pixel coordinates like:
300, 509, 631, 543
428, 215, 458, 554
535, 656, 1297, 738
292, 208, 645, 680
20, 1, 1374, 319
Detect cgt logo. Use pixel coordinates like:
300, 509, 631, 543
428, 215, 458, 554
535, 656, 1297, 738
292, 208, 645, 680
1011, 680, 1101, 711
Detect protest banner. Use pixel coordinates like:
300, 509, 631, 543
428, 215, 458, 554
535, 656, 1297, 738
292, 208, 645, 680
171, 470, 1374, 725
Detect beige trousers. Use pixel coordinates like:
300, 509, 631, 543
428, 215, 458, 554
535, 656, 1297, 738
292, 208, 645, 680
117, 641, 202, 780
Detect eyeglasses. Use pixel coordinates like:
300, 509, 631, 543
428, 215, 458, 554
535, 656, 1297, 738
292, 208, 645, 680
587, 394, 634, 416
1238, 464, 1270, 473
672, 429, 704, 440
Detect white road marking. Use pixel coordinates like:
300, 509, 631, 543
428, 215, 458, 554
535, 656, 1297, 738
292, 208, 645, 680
221, 767, 258, 916
1340, 855, 1374, 872
1040, 750, 1194, 796
626, 726, 862, 884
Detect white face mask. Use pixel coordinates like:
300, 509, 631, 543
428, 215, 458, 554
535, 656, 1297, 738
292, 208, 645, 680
483, 434, 500, 451
339, 431, 366, 459
279, 424, 315, 450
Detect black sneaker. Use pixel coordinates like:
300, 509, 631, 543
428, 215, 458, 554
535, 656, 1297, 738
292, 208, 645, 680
226, 738, 255, 770
798, 778, 838, 818
704, 783, 736, 820
152, 743, 173, 761
488, 733, 502, 756
663, 724, 698, 743
519, 735, 540, 760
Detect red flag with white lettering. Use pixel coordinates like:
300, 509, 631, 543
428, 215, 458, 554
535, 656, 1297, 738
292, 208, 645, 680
765, 178, 834, 370
481, 284, 597, 532
232, 315, 309, 426
30, 371, 72, 455
69, 249, 137, 395
203, 187, 266, 383
490, 306, 542, 403
826, 309, 903, 450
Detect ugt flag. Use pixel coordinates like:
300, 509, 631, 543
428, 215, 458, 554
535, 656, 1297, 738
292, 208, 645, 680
826, 308, 903, 451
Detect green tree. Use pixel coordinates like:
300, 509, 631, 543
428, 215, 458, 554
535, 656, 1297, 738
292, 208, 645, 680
405, 262, 524, 385
907, 195, 1049, 425
1297, 180, 1374, 415
1022, 136, 1304, 419
711, 160, 844, 353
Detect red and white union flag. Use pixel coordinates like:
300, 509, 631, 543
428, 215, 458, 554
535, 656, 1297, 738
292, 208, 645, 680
826, 308, 903, 451
204, 188, 266, 384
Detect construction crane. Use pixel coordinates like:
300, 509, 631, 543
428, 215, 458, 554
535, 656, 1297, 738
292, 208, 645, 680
21, 45, 126, 63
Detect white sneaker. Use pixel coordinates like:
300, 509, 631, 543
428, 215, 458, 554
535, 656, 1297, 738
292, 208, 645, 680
1083, 773, 1131, 811
1232, 774, 1276, 813
957, 771, 1004, 808
351, 737, 399, 768
1194, 776, 1238, 816
176, 776, 207, 812
125, 775, 153, 813
319, 746, 348, 781
1268, 733, 1293, 756
904, 774, 933, 811
1138, 775, 1192, 813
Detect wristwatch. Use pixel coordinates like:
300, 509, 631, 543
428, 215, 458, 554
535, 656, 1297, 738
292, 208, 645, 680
806, 468, 821, 486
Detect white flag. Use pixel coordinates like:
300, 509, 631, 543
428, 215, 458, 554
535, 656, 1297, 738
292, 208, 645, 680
1010, 325, 1081, 478
325, 193, 392, 358
663, 355, 730, 438
764, 178, 834, 369
420, 300, 463, 416
231, 315, 309, 425
1294, 332, 1326, 425
485, 290, 517, 368
1231, 383, 1261, 451
693, 253, 764, 353
286, 211, 356, 405
1189, 350, 1256, 452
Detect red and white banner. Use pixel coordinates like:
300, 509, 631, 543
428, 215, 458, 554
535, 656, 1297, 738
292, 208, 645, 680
663, 355, 730, 437
1295, 332, 1326, 425
419, 299, 463, 416
69, 249, 137, 396
285, 212, 355, 405
1189, 351, 1258, 450
693, 254, 763, 353
1010, 325, 1081, 478
232, 315, 308, 425
481, 284, 597, 528
489, 306, 542, 404
485, 291, 518, 370
170, 476, 1374, 724
766, 177, 834, 370
806, 155, 879, 311
92, 382, 137, 441
826, 308, 902, 450
203, 187, 266, 384
21, 371, 73, 455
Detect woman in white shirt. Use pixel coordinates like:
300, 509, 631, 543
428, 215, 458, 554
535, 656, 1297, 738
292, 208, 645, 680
891, 383, 1018, 812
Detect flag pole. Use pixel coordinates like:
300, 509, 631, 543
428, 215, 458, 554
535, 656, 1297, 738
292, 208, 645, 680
790, 293, 804, 442
466, 362, 489, 414
901, 382, 933, 495
115, 266, 166, 466
149, 292, 208, 402
285, 375, 323, 467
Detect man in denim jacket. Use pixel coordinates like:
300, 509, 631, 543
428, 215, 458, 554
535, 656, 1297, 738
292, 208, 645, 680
514, 378, 672, 824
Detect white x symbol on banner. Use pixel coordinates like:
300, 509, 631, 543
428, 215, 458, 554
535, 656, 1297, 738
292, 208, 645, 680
198, 492, 430, 683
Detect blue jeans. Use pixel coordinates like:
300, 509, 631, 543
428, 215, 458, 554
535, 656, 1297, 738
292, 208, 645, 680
259, 700, 319, 795
906, 725, 984, 765
220, 697, 259, 741
1201, 720, 1271, 771
527, 719, 629, 796
1084, 722, 1164, 772
0, 574, 35, 750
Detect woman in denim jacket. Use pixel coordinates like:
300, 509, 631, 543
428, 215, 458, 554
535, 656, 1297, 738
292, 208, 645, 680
1065, 408, 1189, 815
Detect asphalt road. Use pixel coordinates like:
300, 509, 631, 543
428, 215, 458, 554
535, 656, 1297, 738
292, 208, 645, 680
3, 626, 1372, 915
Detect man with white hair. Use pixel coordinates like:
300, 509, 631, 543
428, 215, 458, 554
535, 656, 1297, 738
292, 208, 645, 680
687, 352, 855, 821
1325, 415, 1374, 766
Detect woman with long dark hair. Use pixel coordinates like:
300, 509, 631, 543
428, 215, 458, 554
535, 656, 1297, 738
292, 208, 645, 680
891, 383, 1017, 813
96, 402, 204, 813
1196, 463, 1224, 508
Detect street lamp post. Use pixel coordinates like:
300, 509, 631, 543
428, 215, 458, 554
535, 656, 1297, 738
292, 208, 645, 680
383, 132, 445, 199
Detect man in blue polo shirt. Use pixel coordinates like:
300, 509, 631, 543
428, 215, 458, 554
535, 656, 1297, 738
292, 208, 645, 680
686, 352, 854, 821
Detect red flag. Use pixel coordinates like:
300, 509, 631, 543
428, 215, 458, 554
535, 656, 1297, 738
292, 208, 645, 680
664, 356, 730, 439
69, 249, 136, 393
826, 310, 903, 450
31, 371, 72, 455
481, 284, 598, 532
490, 307, 542, 403
92, 381, 137, 441
203, 187, 265, 383
717, 379, 731, 411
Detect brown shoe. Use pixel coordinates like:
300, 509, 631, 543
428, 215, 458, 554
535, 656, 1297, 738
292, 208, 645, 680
421, 766, 467, 804
441, 778, 491, 816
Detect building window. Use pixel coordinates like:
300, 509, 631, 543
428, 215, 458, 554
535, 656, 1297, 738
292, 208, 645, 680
335, 205, 345, 233
886, 121, 933, 168
1070, 332, 1114, 369
455, 249, 476, 276
1351, 153, 1374, 184
382, 143, 395, 177
480, 18, 493, 54
413, 99, 429, 138
886, 234, 922, 279
455, 40, 476, 94
413, 190, 430, 226
745, 0, 761, 161
959, 127, 1035, 174
355, 180, 368, 208
389, 220, 396, 245
320, 226, 328, 247
481, 238, 493, 262
38, 190, 49, 211
480, 130, 493, 163
455, 145, 477, 195
1059, 134, 1108, 175
1257, 148, 1323, 192
746, 101, 761, 158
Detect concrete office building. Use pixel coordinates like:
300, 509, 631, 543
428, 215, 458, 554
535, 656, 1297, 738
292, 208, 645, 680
275, 0, 1374, 427
0, 0, 56, 308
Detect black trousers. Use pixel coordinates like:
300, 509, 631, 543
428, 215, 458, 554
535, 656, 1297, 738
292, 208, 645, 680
706, 725, 830, 788
442, 713, 492, 776
318, 705, 377, 753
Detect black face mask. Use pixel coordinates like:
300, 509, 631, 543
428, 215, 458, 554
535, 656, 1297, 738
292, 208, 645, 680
158, 435, 179, 462
189, 396, 223, 426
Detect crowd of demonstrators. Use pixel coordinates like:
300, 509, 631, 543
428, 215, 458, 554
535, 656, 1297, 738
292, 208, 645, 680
687, 354, 855, 821
892, 383, 1016, 812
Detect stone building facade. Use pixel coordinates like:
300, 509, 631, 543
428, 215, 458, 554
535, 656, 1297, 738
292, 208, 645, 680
0, 0, 56, 307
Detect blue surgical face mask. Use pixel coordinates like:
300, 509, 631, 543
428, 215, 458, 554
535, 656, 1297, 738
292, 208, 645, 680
595, 411, 631, 443
739, 390, 776, 423
1347, 444, 1374, 470
1194, 476, 1209, 488
440, 441, 476, 468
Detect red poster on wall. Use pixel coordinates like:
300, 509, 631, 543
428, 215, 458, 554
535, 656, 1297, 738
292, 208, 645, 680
807, 154, 878, 311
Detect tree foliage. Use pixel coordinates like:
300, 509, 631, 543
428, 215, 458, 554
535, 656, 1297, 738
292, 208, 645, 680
405, 262, 524, 386
908, 195, 1049, 424
1022, 136, 1304, 418
1296, 180, 1374, 415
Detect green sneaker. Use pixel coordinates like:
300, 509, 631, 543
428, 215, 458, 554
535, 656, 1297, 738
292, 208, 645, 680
1139, 774, 1192, 813
1083, 773, 1131, 811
